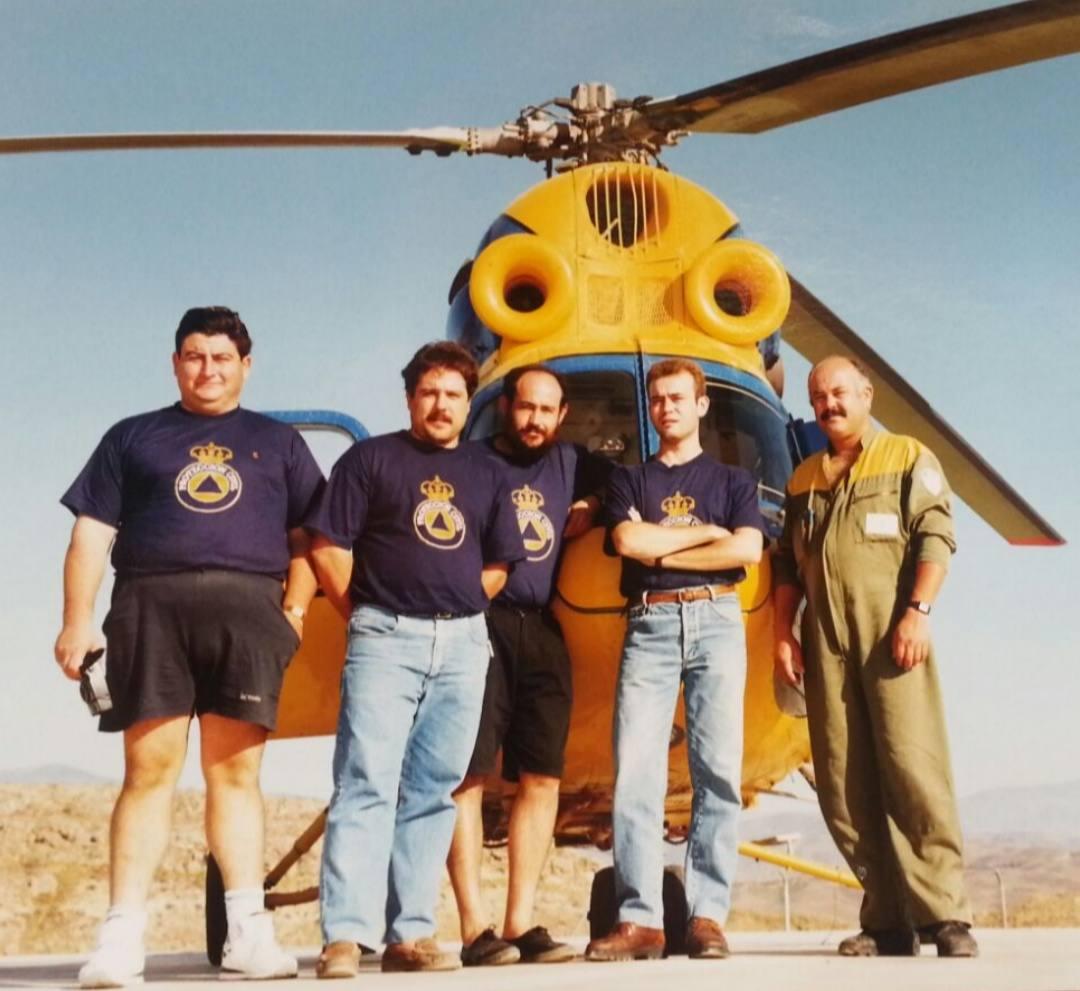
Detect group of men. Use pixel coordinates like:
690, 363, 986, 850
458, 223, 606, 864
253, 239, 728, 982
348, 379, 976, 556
55, 307, 976, 987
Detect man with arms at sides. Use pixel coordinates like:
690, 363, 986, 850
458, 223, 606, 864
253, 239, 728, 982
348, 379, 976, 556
586, 358, 764, 962
447, 364, 612, 966
55, 307, 324, 986
308, 341, 524, 978
772, 355, 976, 958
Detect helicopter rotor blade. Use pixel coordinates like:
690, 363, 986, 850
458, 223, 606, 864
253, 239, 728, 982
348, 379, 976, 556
0, 128, 471, 157
781, 277, 1064, 547
643, 0, 1080, 135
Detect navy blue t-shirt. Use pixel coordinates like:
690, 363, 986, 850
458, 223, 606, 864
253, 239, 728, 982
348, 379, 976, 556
61, 404, 325, 579
481, 439, 612, 608
306, 431, 524, 617
605, 452, 764, 597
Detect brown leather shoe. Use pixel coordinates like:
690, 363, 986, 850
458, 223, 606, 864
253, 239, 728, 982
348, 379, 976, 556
381, 937, 462, 973
316, 941, 361, 979
585, 922, 665, 962
686, 916, 729, 959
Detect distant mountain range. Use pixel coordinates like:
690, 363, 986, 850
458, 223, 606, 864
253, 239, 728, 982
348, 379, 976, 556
5, 765, 1079, 845
0, 763, 113, 785
737, 778, 1080, 853
960, 779, 1080, 844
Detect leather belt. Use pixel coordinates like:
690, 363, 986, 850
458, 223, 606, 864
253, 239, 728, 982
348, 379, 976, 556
640, 583, 737, 606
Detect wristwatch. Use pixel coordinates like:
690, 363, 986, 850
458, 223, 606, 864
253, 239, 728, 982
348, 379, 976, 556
908, 600, 932, 616
284, 604, 306, 620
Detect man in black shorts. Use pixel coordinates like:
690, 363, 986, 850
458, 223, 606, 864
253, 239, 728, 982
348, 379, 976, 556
447, 365, 610, 966
55, 307, 324, 987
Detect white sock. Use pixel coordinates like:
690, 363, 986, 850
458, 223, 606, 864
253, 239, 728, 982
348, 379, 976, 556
98, 904, 147, 945
225, 887, 265, 935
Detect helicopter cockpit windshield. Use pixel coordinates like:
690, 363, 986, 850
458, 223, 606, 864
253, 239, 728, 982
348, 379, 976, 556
467, 368, 790, 534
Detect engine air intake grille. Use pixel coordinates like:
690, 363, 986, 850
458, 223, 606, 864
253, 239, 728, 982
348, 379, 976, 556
585, 166, 667, 252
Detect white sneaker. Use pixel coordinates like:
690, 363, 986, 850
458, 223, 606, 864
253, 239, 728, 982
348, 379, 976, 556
78, 921, 145, 988
219, 911, 298, 980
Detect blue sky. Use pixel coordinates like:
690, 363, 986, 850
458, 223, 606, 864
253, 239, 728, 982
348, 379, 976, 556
1, 1, 1077, 801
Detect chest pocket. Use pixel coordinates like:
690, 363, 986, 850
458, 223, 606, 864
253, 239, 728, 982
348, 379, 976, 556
850, 477, 904, 543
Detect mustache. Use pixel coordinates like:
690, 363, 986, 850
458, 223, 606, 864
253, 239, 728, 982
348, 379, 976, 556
509, 426, 555, 452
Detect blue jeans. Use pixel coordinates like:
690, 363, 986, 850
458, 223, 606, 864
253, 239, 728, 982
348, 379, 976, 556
320, 605, 490, 946
612, 594, 746, 926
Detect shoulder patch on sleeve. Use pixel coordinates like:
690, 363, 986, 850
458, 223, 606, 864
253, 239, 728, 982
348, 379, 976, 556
916, 466, 943, 496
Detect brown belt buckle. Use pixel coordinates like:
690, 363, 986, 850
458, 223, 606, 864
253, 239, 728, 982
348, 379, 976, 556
682, 585, 714, 603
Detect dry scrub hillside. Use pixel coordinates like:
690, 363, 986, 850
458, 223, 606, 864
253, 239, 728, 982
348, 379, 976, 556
1, 784, 598, 956
4, 784, 1078, 957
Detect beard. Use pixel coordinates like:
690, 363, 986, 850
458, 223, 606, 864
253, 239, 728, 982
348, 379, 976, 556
505, 424, 557, 460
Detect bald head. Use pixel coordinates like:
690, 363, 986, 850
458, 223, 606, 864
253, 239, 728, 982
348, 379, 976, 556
808, 355, 874, 448
809, 355, 871, 389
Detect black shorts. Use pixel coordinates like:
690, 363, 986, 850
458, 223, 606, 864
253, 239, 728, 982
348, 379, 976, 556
100, 570, 300, 733
466, 601, 573, 781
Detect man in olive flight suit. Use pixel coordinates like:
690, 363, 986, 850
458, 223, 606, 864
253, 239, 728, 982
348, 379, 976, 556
772, 355, 977, 959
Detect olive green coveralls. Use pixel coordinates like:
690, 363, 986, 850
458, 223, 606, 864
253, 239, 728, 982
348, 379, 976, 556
773, 427, 972, 930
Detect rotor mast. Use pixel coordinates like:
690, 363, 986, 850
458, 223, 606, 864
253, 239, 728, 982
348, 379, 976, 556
456, 83, 687, 169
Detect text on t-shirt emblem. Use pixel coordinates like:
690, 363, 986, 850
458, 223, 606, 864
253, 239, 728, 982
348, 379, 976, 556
174, 443, 243, 514
659, 490, 701, 527
413, 475, 466, 550
511, 484, 555, 562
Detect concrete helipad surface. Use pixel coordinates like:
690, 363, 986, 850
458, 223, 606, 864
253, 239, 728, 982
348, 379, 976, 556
3, 930, 1078, 991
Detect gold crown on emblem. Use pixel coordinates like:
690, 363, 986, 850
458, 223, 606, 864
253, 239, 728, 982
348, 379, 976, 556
662, 491, 696, 516
511, 484, 544, 510
190, 442, 234, 464
420, 475, 455, 501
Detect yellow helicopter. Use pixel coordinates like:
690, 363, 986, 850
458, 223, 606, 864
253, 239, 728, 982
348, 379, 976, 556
4, 0, 1073, 959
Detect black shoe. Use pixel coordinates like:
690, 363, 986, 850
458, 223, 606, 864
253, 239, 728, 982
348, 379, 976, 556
921, 921, 978, 958
838, 929, 920, 957
460, 927, 521, 966
508, 926, 576, 963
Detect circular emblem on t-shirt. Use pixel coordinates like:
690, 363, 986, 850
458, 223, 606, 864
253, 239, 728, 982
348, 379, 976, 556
174, 442, 242, 514
512, 484, 555, 562
413, 475, 466, 550
659, 490, 701, 527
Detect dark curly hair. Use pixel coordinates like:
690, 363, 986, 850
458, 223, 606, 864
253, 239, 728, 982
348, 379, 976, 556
401, 341, 479, 397
174, 307, 252, 358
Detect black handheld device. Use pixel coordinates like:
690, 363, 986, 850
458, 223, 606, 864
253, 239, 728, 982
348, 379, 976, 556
79, 648, 112, 716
